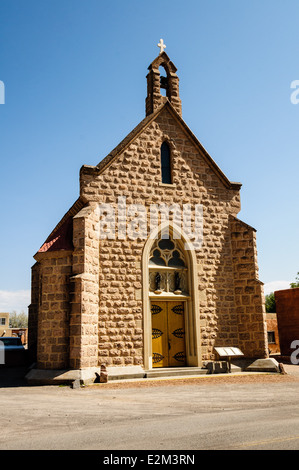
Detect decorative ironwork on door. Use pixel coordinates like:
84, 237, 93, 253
151, 304, 163, 315
171, 304, 184, 315
151, 301, 186, 368
172, 328, 184, 339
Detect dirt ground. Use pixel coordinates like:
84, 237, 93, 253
2, 362, 299, 450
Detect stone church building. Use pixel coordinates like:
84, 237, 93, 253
28, 46, 269, 383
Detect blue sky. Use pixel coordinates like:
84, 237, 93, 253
0, 0, 298, 312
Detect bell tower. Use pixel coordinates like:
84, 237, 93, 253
146, 40, 182, 117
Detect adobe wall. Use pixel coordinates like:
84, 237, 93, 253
275, 288, 299, 356
28, 262, 40, 359
266, 313, 280, 355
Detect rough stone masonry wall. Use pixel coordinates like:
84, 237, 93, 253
35, 253, 72, 369
231, 217, 268, 358
97, 238, 144, 367
69, 204, 100, 369
79, 106, 258, 368
201, 221, 240, 360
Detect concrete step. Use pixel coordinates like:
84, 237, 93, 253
230, 364, 242, 372
145, 367, 209, 378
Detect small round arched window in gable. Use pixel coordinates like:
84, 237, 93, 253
161, 142, 172, 184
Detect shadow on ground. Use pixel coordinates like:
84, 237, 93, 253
0, 366, 29, 388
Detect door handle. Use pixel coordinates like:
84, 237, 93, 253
168, 340, 171, 350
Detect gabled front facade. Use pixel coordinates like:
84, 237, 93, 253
28, 50, 268, 381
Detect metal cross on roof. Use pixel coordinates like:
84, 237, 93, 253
157, 39, 166, 54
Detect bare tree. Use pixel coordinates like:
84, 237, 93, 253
9, 311, 28, 328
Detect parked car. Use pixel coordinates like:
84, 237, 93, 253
0, 336, 26, 366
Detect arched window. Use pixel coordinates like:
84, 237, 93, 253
161, 142, 172, 184
148, 233, 188, 295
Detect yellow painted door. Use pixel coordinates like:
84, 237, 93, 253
151, 301, 186, 368
167, 301, 186, 367
151, 302, 168, 367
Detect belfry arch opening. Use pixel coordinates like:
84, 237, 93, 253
159, 65, 168, 97
146, 51, 182, 116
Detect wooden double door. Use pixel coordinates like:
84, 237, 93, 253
151, 301, 186, 368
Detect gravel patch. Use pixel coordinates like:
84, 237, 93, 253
86, 371, 299, 390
